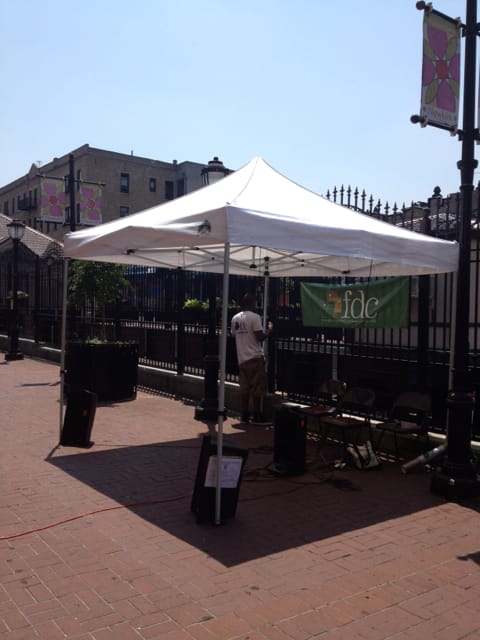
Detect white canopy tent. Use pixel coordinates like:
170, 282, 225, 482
63, 156, 459, 523
64, 156, 458, 277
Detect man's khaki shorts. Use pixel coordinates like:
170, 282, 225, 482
239, 357, 267, 397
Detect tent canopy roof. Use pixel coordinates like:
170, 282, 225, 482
64, 157, 459, 277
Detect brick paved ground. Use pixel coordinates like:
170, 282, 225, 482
1, 357, 480, 639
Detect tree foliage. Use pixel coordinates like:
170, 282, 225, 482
68, 261, 129, 314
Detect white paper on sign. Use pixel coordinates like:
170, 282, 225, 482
204, 456, 243, 488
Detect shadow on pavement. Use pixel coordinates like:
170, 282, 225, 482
46, 427, 480, 567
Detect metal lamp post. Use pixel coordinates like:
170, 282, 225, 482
194, 157, 231, 423
5, 220, 26, 362
412, 0, 480, 498
430, 0, 480, 498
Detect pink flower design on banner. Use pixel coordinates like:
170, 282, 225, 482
40, 181, 67, 220
79, 185, 102, 224
422, 21, 460, 114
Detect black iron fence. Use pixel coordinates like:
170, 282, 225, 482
2, 185, 480, 435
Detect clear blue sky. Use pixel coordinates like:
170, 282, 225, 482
0, 0, 474, 208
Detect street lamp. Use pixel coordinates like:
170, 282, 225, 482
201, 156, 230, 186
194, 158, 231, 424
5, 219, 26, 362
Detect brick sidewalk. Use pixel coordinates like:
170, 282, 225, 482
1, 357, 480, 639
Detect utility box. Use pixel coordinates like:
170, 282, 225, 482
191, 435, 249, 524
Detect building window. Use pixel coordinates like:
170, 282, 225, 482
149, 178, 157, 193
12, 198, 15, 214
3, 201, 9, 215
120, 206, 129, 217
64, 174, 71, 193
165, 180, 174, 201
176, 179, 185, 197
120, 173, 130, 193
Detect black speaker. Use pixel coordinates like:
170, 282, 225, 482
270, 404, 307, 476
61, 389, 97, 447
191, 435, 249, 524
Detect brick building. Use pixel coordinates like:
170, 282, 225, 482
0, 145, 215, 241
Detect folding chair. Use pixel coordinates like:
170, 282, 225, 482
317, 386, 376, 453
374, 391, 432, 460
300, 379, 347, 443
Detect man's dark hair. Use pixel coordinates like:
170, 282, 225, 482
242, 293, 256, 309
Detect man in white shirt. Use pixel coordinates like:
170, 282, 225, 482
231, 293, 272, 424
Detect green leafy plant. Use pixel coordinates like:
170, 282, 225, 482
183, 298, 209, 312
68, 261, 130, 339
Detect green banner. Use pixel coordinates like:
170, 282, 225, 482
300, 278, 409, 328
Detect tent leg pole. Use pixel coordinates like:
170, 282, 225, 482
215, 243, 230, 525
59, 258, 69, 443
261, 271, 270, 415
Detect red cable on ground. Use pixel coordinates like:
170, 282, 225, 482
1, 473, 335, 541
0, 494, 189, 541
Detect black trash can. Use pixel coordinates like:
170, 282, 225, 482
60, 389, 97, 447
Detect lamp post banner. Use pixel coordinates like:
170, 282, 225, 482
79, 184, 103, 225
420, 9, 461, 130
40, 179, 67, 222
300, 277, 409, 328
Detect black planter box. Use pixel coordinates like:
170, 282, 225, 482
65, 342, 139, 402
